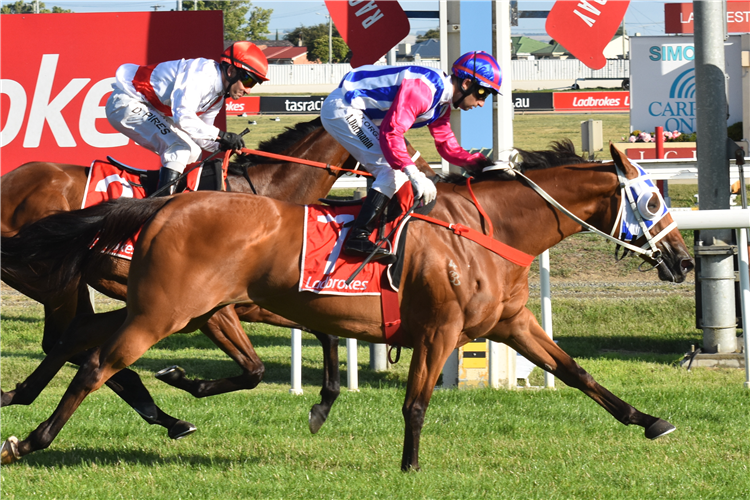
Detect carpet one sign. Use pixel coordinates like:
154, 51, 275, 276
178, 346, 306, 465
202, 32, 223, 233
629, 36, 742, 135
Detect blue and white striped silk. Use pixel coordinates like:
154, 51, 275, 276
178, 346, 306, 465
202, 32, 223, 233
338, 65, 452, 128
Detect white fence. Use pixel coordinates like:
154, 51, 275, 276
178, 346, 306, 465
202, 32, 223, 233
265, 59, 627, 88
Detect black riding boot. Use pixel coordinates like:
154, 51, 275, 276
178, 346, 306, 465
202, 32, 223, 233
343, 189, 393, 261
154, 168, 180, 197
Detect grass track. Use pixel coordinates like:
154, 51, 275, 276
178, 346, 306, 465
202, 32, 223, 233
2, 294, 748, 499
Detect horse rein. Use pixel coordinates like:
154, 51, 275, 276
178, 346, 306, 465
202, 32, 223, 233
510, 165, 677, 266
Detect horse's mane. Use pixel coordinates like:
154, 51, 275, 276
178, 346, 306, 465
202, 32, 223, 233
228, 117, 323, 175
441, 139, 591, 185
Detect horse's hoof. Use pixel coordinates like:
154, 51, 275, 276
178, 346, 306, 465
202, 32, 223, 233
1, 436, 20, 464
308, 404, 330, 435
645, 418, 676, 439
1, 390, 13, 407
168, 420, 197, 440
155, 365, 186, 385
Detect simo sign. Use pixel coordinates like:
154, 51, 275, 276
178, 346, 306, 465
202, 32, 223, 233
0, 11, 224, 175
630, 36, 742, 134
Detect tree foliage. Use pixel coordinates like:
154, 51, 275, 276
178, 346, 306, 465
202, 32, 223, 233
285, 22, 350, 63
1, 1, 72, 13
416, 28, 440, 42
309, 36, 349, 63
181, 1, 272, 40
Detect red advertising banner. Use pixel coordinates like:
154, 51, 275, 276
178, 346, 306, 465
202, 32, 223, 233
665, 2, 750, 34
325, 0, 410, 67
225, 96, 261, 116
1, 11, 224, 175
546, 0, 630, 70
625, 147, 696, 160
553, 91, 630, 111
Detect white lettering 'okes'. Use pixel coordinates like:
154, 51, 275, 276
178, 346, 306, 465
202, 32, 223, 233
1, 53, 128, 149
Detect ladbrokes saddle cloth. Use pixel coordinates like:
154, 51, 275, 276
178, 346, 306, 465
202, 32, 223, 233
299, 186, 414, 297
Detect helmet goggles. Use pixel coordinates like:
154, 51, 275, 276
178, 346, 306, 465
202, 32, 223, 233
238, 69, 261, 89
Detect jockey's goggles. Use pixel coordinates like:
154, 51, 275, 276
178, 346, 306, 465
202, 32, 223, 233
239, 70, 261, 89
473, 85, 499, 99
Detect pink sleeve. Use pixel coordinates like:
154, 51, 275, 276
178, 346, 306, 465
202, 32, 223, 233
428, 111, 485, 166
379, 79, 433, 171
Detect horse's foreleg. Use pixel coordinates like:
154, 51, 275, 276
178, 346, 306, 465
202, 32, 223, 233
5, 319, 166, 462
1, 308, 126, 407
155, 306, 265, 397
489, 309, 675, 439
400, 327, 460, 471
308, 330, 340, 434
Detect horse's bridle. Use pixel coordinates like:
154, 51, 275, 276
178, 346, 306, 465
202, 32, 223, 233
511, 164, 677, 269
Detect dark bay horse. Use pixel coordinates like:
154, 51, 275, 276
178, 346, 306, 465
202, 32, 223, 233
0, 144, 694, 469
1, 118, 432, 437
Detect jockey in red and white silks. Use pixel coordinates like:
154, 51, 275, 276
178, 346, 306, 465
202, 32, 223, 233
105, 42, 268, 195
320, 51, 503, 261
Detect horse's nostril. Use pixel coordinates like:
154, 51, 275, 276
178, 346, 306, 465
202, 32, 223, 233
682, 259, 695, 273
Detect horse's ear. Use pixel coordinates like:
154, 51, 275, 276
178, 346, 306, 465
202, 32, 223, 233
609, 142, 638, 178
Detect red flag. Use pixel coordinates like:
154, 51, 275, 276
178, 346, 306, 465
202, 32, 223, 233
545, 0, 630, 70
325, 0, 410, 67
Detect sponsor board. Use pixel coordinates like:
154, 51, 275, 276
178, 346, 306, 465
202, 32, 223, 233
511, 93, 554, 111
553, 91, 629, 111
624, 146, 696, 160
630, 36, 742, 135
225, 96, 260, 116
261, 96, 327, 114
665, 2, 750, 34
0, 11, 225, 175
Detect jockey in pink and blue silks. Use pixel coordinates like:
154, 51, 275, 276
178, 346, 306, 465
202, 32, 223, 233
321, 51, 503, 261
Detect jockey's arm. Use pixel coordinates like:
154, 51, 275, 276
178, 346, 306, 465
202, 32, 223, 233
427, 112, 487, 168
379, 80, 432, 171
171, 59, 223, 151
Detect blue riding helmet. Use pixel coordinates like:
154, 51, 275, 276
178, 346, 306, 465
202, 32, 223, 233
452, 51, 502, 94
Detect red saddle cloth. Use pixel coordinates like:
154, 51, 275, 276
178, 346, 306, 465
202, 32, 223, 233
82, 159, 202, 260
299, 186, 413, 297
300, 187, 414, 345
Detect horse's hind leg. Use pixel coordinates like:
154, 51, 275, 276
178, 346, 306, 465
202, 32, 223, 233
155, 306, 265, 397
489, 308, 675, 439
308, 330, 340, 434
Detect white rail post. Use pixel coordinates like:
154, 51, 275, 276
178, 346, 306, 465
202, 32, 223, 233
347, 338, 359, 392
737, 229, 750, 389
290, 328, 303, 395
540, 249, 555, 388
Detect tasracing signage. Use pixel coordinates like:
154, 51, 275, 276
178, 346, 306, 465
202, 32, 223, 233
630, 36, 742, 134
0, 11, 224, 175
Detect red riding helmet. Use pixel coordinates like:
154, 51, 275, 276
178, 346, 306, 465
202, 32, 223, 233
221, 42, 269, 83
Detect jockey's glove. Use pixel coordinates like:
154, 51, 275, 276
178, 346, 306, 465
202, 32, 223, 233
217, 130, 246, 151
404, 164, 437, 204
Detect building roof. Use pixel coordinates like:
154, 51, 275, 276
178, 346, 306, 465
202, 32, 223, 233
511, 36, 549, 56
411, 38, 440, 59
531, 42, 571, 57
262, 46, 308, 62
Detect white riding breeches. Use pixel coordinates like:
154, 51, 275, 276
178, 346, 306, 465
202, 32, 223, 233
320, 88, 409, 199
105, 89, 203, 173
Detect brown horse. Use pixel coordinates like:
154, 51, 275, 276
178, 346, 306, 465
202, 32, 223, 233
1, 118, 433, 437
0, 143, 694, 469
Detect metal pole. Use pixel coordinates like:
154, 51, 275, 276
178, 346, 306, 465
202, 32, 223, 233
328, 15, 333, 84
737, 228, 750, 388
346, 338, 359, 391
446, 0, 461, 175
539, 250, 555, 388
290, 328, 303, 395
694, 0, 737, 353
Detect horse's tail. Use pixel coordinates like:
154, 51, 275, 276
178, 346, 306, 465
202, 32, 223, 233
1, 197, 171, 292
